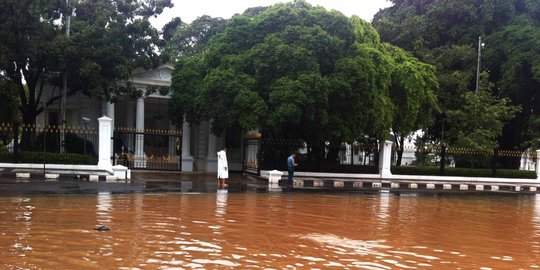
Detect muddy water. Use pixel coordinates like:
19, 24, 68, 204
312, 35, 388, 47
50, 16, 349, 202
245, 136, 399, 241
1, 192, 539, 269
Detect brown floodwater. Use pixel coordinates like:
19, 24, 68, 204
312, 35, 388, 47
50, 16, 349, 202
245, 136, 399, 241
1, 191, 539, 269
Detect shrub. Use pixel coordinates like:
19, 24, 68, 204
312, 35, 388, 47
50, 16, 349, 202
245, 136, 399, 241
391, 166, 536, 179
0, 151, 94, 165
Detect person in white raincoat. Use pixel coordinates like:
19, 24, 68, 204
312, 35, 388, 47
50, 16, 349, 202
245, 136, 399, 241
217, 147, 229, 188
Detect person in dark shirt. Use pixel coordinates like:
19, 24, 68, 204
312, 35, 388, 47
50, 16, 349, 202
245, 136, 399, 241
287, 152, 298, 187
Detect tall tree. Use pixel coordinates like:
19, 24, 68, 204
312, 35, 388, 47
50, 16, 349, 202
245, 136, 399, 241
170, 0, 438, 162
446, 72, 520, 167
484, 17, 540, 150
373, 0, 539, 158
0, 0, 172, 126
383, 43, 439, 165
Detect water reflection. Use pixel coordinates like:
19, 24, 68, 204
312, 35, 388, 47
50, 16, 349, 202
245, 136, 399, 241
378, 190, 390, 221
212, 190, 228, 236
96, 192, 112, 224
215, 190, 228, 217
532, 194, 540, 258
534, 195, 540, 239
13, 197, 33, 255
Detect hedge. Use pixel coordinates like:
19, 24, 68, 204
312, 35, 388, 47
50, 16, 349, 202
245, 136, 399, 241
0, 151, 94, 165
285, 162, 536, 179
391, 166, 537, 179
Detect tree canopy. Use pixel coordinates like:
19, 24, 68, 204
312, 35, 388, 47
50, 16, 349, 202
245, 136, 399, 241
373, 0, 539, 153
169, 0, 438, 161
0, 0, 172, 125
162, 15, 226, 61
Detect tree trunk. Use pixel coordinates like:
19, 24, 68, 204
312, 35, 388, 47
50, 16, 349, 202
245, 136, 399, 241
393, 133, 405, 166
325, 141, 340, 164
20, 108, 38, 150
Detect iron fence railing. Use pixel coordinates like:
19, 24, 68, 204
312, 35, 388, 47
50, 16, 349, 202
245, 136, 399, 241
0, 122, 98, 165
253, 138, 535, 178
113, 127, 181, 171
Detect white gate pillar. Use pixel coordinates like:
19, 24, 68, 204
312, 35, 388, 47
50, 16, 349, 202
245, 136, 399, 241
181, 116, 194, 171
103, 101, 115, 157
98, 116, 113, 172
379, 140, 393, 177
134, 97, 146, 168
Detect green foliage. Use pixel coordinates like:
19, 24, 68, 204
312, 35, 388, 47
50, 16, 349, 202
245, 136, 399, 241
446, 72, 521, 150
350, 16, 381, 45
329, 43, 395, 141
383, 43, 439, 164
0, 151, 94, 165
0, 79, 18, 123
484, 17, 540, 149
168, 56, 207, 124
170, 0, 438, 158
0, 0, 172, 125
162, 15, 226, 60
373, 0, 540, 156
391, 166, 537, 179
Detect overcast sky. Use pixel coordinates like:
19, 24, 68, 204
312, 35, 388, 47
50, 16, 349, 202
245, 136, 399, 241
150, 0, 393, 30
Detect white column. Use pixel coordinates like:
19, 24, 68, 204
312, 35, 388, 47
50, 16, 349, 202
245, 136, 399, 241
181, 116, 194, 171
97, 116, 113, 172
106, 101, 115, 127
205, 121, 218, 172
134, 97, 146, 168
536, 150, 540, 180
126, 101, 135, 153
379, 140, 393, 177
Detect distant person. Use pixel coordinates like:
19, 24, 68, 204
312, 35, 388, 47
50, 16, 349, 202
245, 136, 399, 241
287, 152, 298, 187
217, 146, 229, 188
114, 135, 124, 154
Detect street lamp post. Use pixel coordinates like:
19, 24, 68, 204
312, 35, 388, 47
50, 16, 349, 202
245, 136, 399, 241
475, 36, 485, 92
61, 0, 71, 153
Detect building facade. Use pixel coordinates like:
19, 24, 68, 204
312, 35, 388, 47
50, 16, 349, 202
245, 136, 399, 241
37, 63, 245, 172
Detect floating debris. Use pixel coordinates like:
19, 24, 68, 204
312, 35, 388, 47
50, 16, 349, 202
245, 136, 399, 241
94, 225, 110, 231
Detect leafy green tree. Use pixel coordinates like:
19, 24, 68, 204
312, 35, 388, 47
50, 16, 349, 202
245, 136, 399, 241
170, 0, 439, 163
446, 72, 520, 166
0, 0, 64, 125
165, 15, 227, 126
162, 15, 226, 60
0, 0, 172, 126
169, 56, 207, 125
383, 44, 439, 165
373, 0, 539, 163
484, 17, 540, 150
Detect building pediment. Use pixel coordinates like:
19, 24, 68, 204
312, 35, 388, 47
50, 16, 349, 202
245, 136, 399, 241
131, 63, 174, 87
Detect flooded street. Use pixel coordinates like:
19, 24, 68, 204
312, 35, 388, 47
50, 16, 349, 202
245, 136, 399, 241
1, 191, 540, 269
